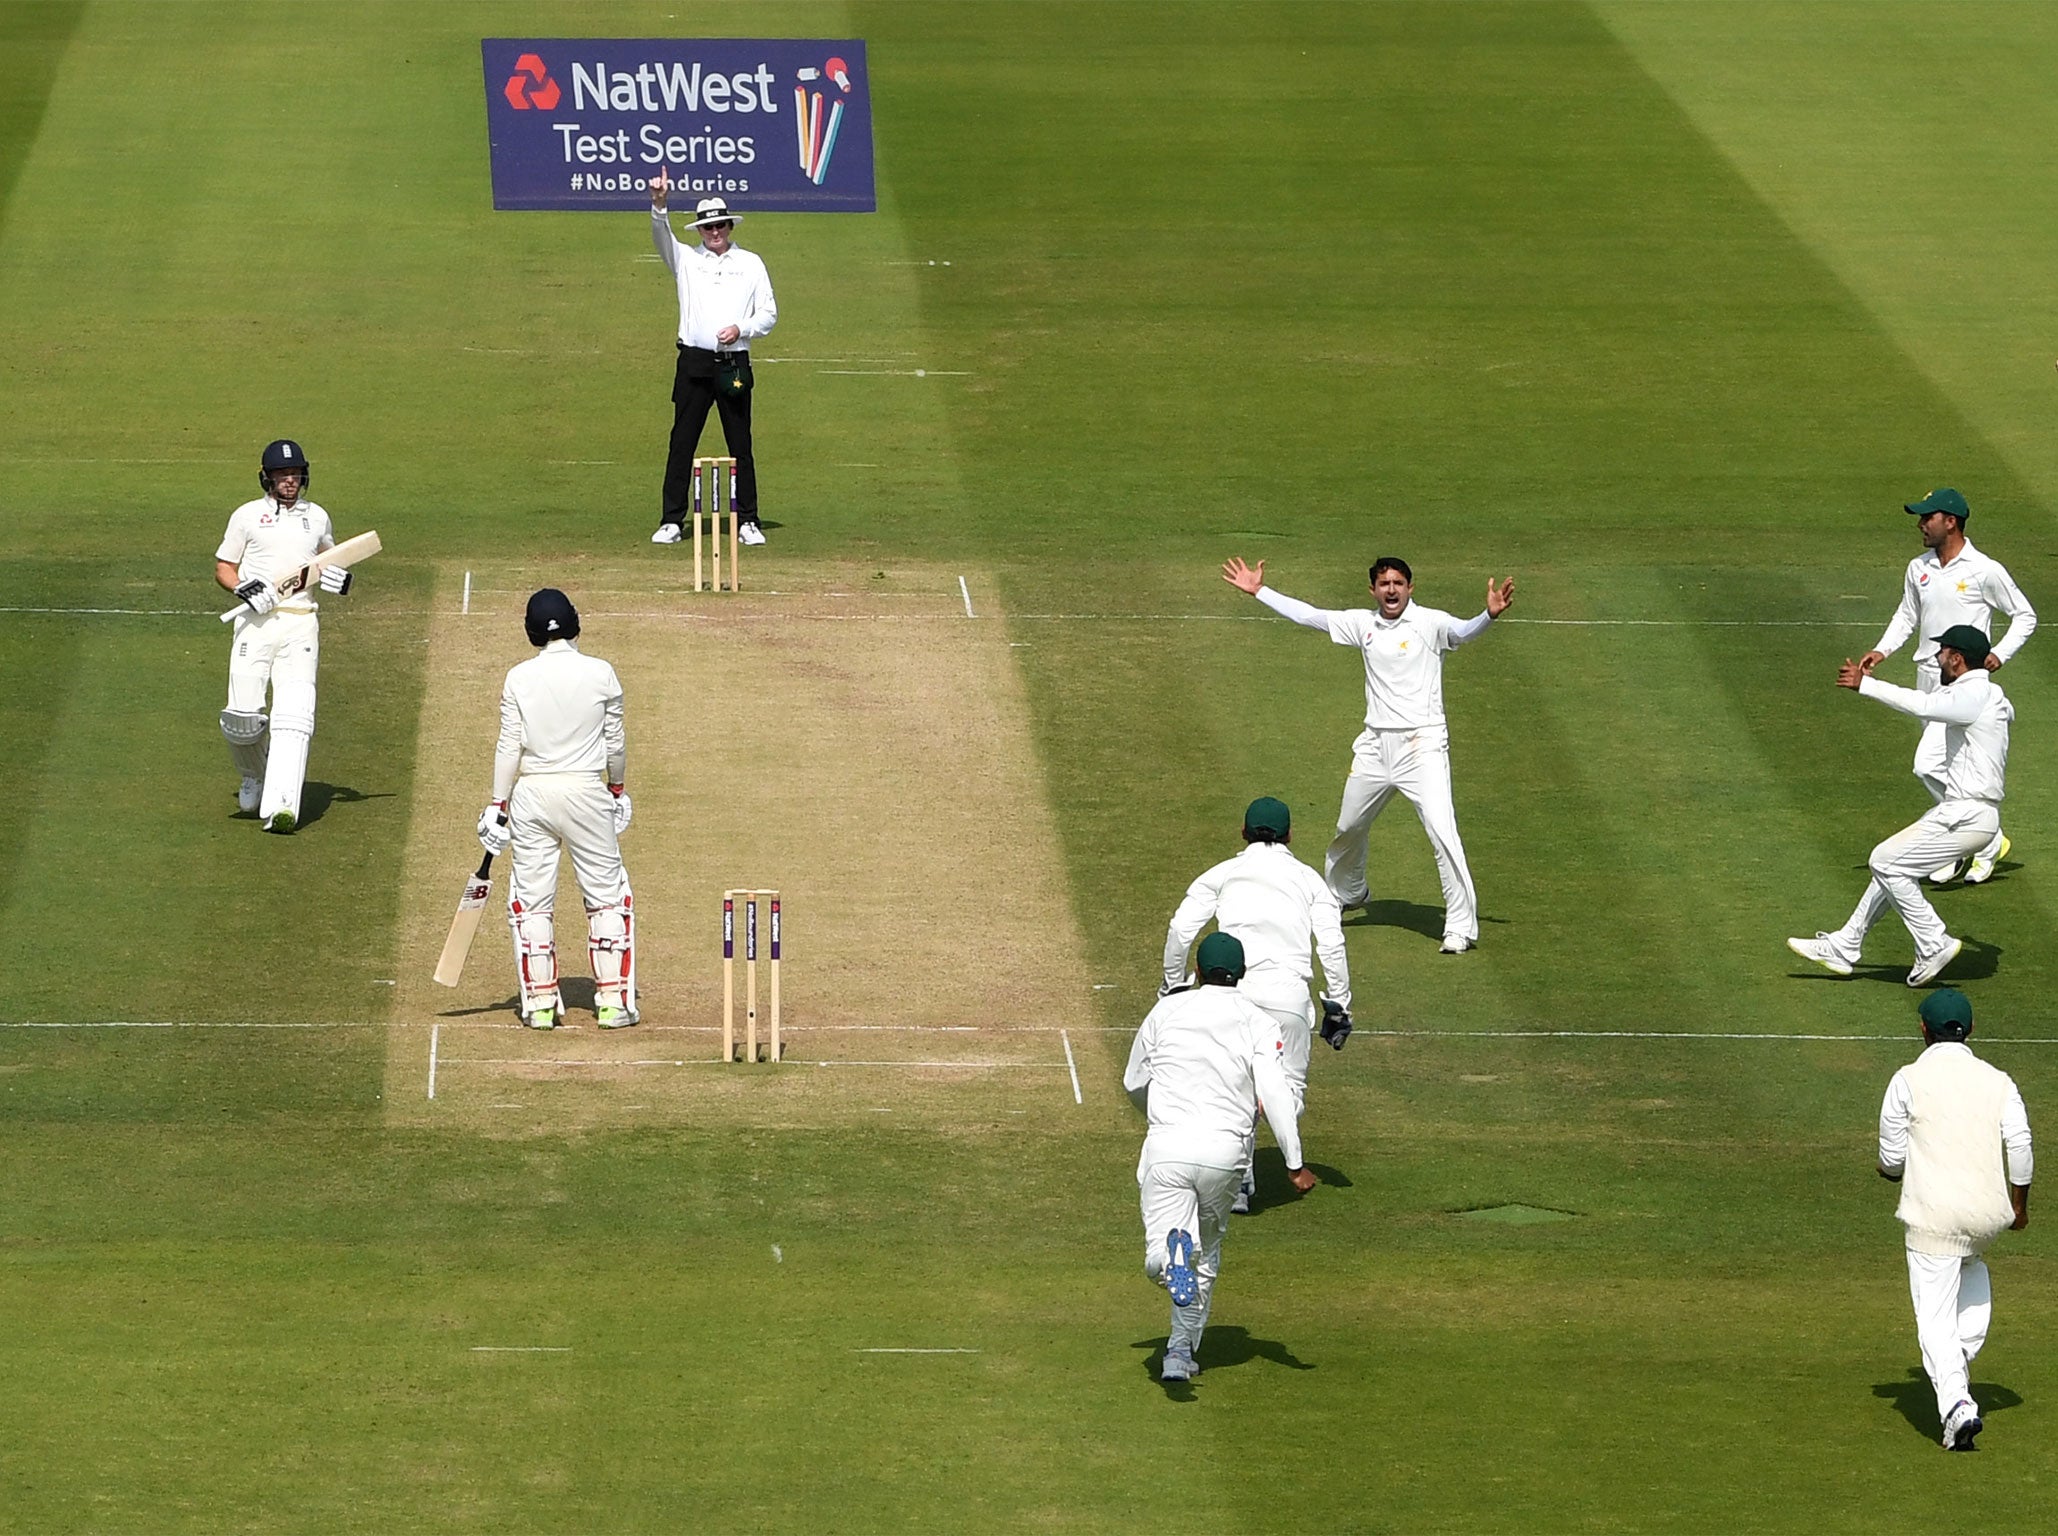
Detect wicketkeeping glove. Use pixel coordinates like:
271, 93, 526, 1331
317, 565, 353, 595
476, 802, 511, 855
1320, 997, 1353, 1050
609, 785, 632, 834
233, 577, 278, 616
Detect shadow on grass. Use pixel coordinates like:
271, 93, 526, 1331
300, 782, 393, 828
438, 978, 598, 1020
1787, 939, 2001, 988
1134, 1325, 1315, 1396
1873, 1366, 2021, 1444
1241, 1148, 1351, 1218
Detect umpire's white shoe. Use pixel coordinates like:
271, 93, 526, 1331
1786, 934, 1854, 977
237, 777, 260, 813
738, 521, 767, 546
1907, 938, 1964, 988
1943, 1397, 1983, 1451
651, 523, 683, 545
1965, 834, 2012, 885
1159, 1346, 1199, 1383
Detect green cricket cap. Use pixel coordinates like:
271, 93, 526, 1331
1930, 624, 1992, 667
1919, 988, 1973, 1040
1244, 796, 1291, 839
1195, 931, 1247, 982
1906, 487, 1970, 519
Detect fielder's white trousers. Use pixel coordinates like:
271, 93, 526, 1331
1238, 986, 1313, 1193
1913, 663, 2006, 863
1138, 1157, 1239, 1357
1325, 724, 1478, 944
225, 608, 319, 824
1826, 800, 1998, 962
1907, 1248, 1992, 1423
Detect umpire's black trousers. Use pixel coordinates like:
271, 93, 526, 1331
660, 345, 759, 527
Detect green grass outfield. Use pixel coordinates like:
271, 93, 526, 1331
5, 1, 2058, 1529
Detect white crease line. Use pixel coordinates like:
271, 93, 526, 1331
1062, 1029, 1082, 1105
428, 1024, 439, 1101
0, 607, 210, 617
470, 1346, 571, 1353
442, 1057, 1070, 1070
959, 575, 975, 618
856, 1347, 981, 1354
818, 369, 971, 376
461, 571, 471, 616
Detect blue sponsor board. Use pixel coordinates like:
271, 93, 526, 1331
483, 39, 873, 212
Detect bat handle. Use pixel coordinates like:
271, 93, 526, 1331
219, 603, 249, 623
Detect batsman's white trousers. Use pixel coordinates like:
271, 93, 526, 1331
1907, 1249, 1992, 1423
507, 772, 631, 916
1828, 799, 1997, 961
1325, 724, 1478, 943
225, 608, 319, 824
1139, 1157, 1239, 1357
1912, 663, 2008, 863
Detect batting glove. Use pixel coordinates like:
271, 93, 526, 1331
317, 565, 353, 595
1319, 997, 1353, 1051
609, 785, 632, 834
476, 802, 511, 855
233, 577, 277, 616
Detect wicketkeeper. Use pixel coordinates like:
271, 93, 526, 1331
479, 590, 637, 1030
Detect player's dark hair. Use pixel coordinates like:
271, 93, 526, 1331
1370, 556, 1412, 584
1241, 827, 1284, 845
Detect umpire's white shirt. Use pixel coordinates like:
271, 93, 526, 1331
215, 497, 334, 616
1875, 539, 2037, 671
1857, 672, 2010, 804
1163, 844, 1350, 1015
493, 640, 627, 797
1124, 986, 1303, 1173
651, 208, 778, 351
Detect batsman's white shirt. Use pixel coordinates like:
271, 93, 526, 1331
493, 640, 627, 798
1124, 986, 1304, 1174
1163, 843, 1351, 1016
1857, 672, 2010, 805
1874, 538, 2036, 673
215, 497, 334, 615
652, 209, 778, 350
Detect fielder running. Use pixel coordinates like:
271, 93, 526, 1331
1222, 555, 1514, 952
1876, 988, 2032, 1452
1788, 626, 2011, 987
478, 590, 638, 1030
1859, 487, 2035, 885
1125, 933, 1314, 1384
213, 439, 354, 834
1163, 796, 1352, 1212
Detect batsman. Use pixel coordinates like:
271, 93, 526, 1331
478, 590, 638, 1030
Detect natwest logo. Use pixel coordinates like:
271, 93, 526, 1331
504, 53, 561, 111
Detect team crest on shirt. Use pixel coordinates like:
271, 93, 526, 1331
1917, 571, 1930, 587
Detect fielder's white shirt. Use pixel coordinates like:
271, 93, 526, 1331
1858, 671, 2011, 803
1256, 587, 1493, 729
651, 209, 777, 351
1124, 985, 1303, 1173
1880, 1041, 2032, 1256
493, 640, 627, 798
215, 498, 334, 615
1874, 539, 2037, 670
1163, 843, 1350, 1014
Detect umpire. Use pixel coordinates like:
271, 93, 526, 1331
648, 175, 778, 546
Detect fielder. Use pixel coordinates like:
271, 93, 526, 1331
1859, 488, 2035, 885
1788, 626, 2011, 987
1222, 554, 1514, 952
1163, 796, 1352, 1212
478, 590, 637, 1030
1125, 933, 1314, 1384
1877, 988, 2032, 1452
213, 439, 354, 833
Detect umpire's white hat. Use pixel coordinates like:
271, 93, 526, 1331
691, 197, 742, 228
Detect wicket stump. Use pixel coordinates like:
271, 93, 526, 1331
691, 455, 741, 592
722, 889, 782, 1062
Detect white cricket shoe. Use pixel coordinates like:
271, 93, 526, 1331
1786, 934, 1854, 977
651, 523, 683, 545
1159, 1346, 1199, 1383
1907, 937, 1964, 988
527, 1008, 556, 1030
738, 521, 767, 546
1929, 859, 1965, 884
1943, 1397, 1982, 1451
1440, 935, 1473, 954
238, 777, 260, 813
1965, 834, 2012, 885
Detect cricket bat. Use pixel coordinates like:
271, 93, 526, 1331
220, 529, 382, 622
432, 848, 498, 987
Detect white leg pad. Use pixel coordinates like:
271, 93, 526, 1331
509, 901, 560, 1015
220, 709, 269, 780
259, 677, 317, 825
587, 894, 637, 1012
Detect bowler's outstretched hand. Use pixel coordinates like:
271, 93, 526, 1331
1222, 556, 1265, 596
1486, 576, 1516, 616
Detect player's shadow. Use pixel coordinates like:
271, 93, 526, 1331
299, 782, 393, 828
1133, 1327, 1315, 1395
1343, 898, 1443, 939
1241, 1148, 1352, 1218
1873, 1367, 2021, 1444
1792, 939, 2001, 988
440, 979, 598, 1022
